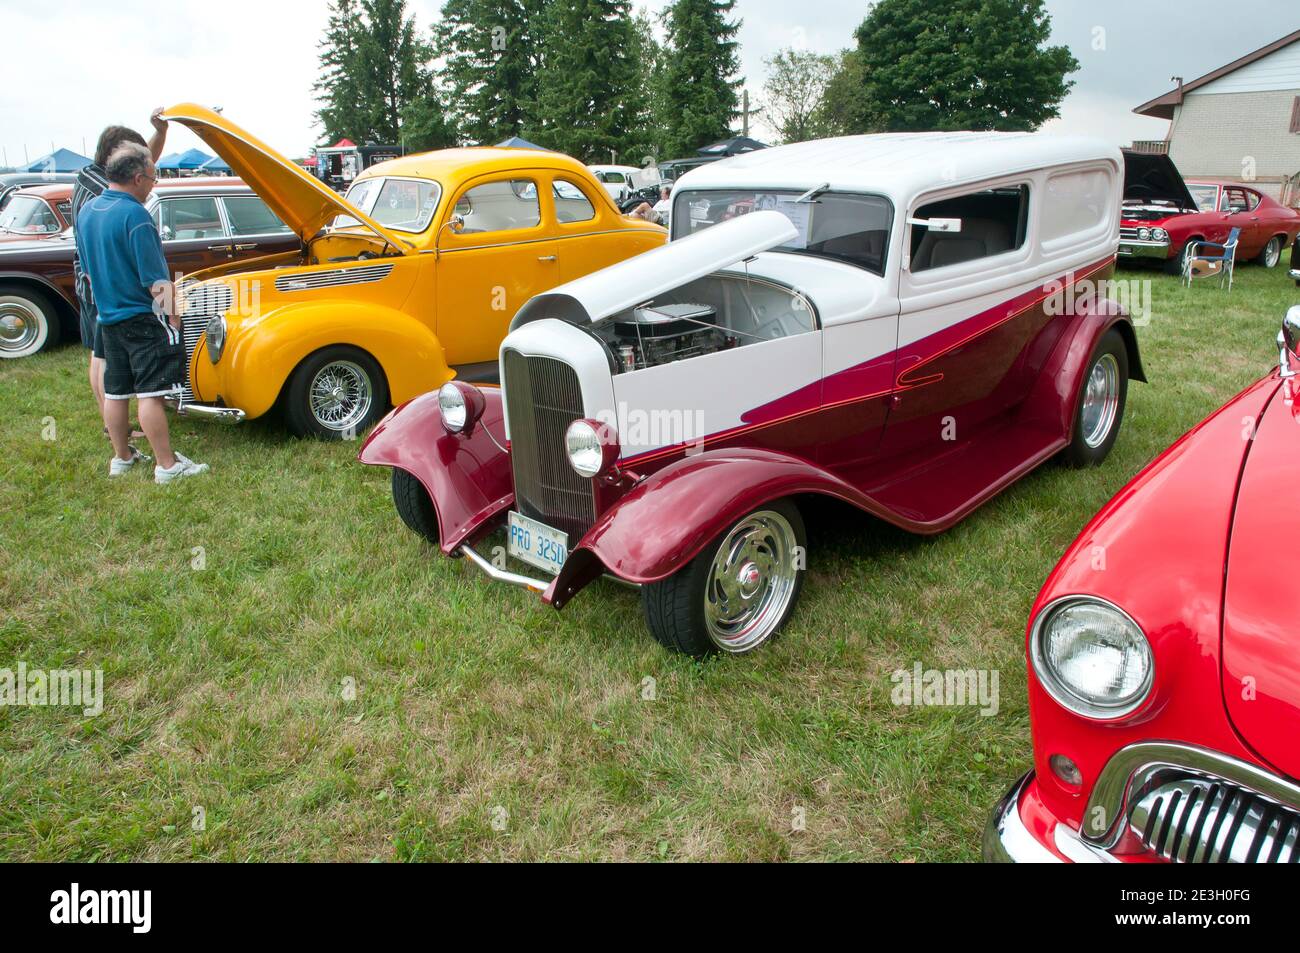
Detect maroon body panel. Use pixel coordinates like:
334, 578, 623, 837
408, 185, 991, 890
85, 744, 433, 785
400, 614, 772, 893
357, 388, 514, 553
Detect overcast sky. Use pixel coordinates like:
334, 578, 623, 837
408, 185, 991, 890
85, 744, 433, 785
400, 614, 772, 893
0, 0, 1294, 167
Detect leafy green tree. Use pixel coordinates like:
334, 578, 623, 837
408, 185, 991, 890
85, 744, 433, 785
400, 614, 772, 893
534, 0, 641, 162
761, 47, 838, 144
852, 0, 1078, 132
435, 0, 546, 145
816, 49, 869, 136
657, 0, 743, 158
400, 94, 458, 151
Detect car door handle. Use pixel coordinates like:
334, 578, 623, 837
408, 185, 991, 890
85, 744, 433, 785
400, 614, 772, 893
234, 243, 258, 251
207, 243, 232, 251
538, 255, 557, 262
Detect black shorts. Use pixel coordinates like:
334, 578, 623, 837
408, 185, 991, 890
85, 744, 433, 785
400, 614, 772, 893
81, 315, 104, 359
101, 313, 184, 401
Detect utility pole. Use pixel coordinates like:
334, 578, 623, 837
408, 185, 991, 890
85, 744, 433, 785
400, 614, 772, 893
742, 90, 750, 137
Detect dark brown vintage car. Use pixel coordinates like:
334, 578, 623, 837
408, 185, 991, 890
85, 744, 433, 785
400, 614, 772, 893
0, 178, 298, 358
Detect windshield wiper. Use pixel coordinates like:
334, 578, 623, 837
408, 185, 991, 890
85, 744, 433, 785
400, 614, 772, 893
796, 183, 830, 203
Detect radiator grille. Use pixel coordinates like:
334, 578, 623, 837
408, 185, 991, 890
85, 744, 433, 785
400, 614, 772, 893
274, 263, 393, 292
1120, 227, 1141, 241
501, 350, 595, 542
1130, 777, 1300, 863
178, 282, 232, 402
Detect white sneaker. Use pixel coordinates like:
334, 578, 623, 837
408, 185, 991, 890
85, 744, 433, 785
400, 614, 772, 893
155, 452, 210, 485
108, 446, 152, 477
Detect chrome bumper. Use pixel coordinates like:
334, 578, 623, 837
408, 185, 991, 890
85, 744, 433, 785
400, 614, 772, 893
1289, 267, 1300, 282
175, 401, 246, 423
1117, 240, 1170, 260
983, 772, 1114, 863
455, 541, 640, 596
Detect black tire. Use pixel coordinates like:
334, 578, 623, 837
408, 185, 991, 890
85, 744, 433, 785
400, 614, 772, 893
0, 283, 60, 359
642, 498, 806, 657
1062, 328, 1129, 468
1164, 240, 1199, 276
284, 345, 389, 439
392, 468, 439, 544
1255, 236, 1283, 268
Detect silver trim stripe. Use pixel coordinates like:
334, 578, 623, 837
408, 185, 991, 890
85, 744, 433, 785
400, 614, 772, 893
274, 263, 394, 292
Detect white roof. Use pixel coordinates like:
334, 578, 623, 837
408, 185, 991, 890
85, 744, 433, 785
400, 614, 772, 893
675, 132, 1122, 203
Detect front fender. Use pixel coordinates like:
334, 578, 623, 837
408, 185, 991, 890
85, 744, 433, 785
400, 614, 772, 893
357, 387, 513, 553
1019, 296, 1145, 439
545, 447, 900, 609
200, 301, 453, 418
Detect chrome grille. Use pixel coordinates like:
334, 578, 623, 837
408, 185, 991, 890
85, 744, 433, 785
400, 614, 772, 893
178, 282, 232, 402
1120, 227, 1141, 241
501, 350, 595, 542
1130, 777, 1300, 863
274, 263, 393, 293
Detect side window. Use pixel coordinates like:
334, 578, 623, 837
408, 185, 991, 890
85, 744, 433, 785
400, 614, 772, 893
1246, 190, 1262, 211
453, 179, 541, 234
157, 196, 224, 241
1040, 169, 1111, 245
222, 195, 291, 235
910, 184, 1029, 273
1221, 188, 1249, 212
553, 178, 595, 224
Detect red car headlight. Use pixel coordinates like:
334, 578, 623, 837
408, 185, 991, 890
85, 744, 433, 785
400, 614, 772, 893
564, 418, 619, 478
1030, 596, 1154, 720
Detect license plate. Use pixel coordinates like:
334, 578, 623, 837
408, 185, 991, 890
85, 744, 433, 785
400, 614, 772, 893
507, 511, 568, 575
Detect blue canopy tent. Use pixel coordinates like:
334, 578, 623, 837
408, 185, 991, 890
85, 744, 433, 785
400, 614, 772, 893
157, 148, 213, 171
198, 155, 231, 174
494, 136, 549, 151
25, 148, 91, 173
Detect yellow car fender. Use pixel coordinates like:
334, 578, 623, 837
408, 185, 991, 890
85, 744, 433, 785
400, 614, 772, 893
196, 302, 452, 419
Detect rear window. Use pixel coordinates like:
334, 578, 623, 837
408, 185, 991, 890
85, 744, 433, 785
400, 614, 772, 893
671, 188, 893, 275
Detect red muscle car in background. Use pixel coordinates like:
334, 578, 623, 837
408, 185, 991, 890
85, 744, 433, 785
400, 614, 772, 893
1120, 151, 1300, 273
0, 183, 75, 243
985, 306, 1300, 863
0, 178, 297, 359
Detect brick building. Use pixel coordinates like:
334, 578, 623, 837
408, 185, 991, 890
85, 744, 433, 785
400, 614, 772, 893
1133, 29, 1300, 205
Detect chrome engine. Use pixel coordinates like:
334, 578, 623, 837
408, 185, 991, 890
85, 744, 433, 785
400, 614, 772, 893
597, 302, 736, 373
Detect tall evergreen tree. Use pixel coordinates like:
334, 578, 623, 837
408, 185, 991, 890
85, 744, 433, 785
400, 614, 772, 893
315, 0, 368, 143
656, 0, 742, 158
435, 0, 546, 145
313, 0, 446, 147
534, 0, 641, 162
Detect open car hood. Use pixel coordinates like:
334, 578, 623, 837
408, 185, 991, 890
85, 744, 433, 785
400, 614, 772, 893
510, 210, 798, 328
1222, 379, 1300, 781
159, 103, 414, 253
1121, 150, 1198, 212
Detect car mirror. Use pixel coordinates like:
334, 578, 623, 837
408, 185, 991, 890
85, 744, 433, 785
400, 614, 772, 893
1279, 306, 1300, 378
907, 216, 962, 233
432, 214, 466, 260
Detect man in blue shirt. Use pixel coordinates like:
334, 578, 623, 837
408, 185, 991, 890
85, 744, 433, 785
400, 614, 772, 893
75, 142, 208, 484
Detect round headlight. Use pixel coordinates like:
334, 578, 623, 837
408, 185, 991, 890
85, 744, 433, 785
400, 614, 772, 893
1137, 227, 1151, 241
1031, 596, 1153, 720
206, 315, 226, 364
1152, 227, 1168, 242
565, 418, 617, 478
438, 382, 468, 432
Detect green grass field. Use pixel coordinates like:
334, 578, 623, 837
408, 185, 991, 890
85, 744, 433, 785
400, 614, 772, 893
1, 263, 1295, 861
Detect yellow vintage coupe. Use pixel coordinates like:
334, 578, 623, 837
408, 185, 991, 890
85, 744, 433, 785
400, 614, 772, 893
161, 104, 666, 437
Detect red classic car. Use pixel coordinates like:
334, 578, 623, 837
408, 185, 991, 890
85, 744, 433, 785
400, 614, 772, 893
985, 308, 1300, 863
0, 178, 296, 359
1120, 151, 1300, 273
361, 133, 1146, 656
0, 183, 75, 242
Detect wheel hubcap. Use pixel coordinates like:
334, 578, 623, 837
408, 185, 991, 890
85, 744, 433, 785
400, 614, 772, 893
1266, 239, 1280, 267
309, 360, 372, 431
1080, 353, 1120, 449
0, 302, 42, 354
704, 510, 799, 653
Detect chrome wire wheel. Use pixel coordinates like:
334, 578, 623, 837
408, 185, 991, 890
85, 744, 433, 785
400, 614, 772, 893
0, 299, 46, 357
704, 510, 799, 653
1263, 237, 1281, 268
1080, 353, 1120, 449
308, 359, 372, 431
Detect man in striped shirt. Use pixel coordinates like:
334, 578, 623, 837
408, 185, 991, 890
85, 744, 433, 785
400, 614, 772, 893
71, 111, 168, 432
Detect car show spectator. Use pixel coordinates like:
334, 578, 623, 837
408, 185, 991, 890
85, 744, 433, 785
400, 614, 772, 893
71, 110, 168, 436
75, 142, 208, 484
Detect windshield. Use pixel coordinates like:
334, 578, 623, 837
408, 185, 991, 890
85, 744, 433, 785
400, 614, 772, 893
0, 195, 62, 235
1187, 183, 1218, 213
338, 176, 441, 233
671, 189, 892, 275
